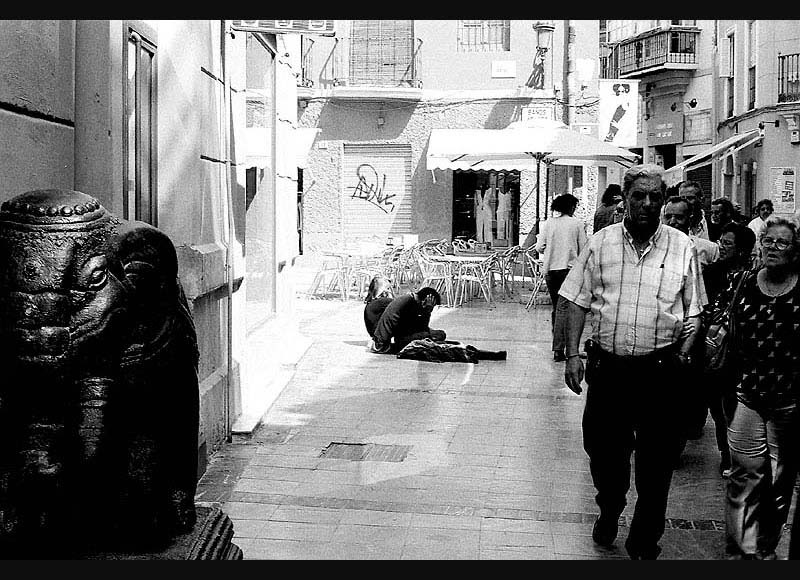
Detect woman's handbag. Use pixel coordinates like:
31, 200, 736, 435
703, 270, 749, 374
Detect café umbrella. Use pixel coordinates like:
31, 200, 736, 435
426, 118, 640, 229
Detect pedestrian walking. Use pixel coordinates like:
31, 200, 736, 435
699, 222, 756, 476
708, 197, 737, 242
593, 184, 623, 233
722, 215, 800, 560
661, 195, 716, 456
535, 193, 588, 362
558, 163, 704, 560
678, 180, 710, 240
746, 199, 774, 247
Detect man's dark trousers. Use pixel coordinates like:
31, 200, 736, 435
582, 344, 686, 558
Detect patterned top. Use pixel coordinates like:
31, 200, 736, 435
726, 272, 800, 412
559, 221, 704, 356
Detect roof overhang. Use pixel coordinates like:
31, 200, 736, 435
663, 129, 763, 187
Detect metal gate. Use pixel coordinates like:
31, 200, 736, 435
341, 144, 413, 245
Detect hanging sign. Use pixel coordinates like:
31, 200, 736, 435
769, 167, 796, 214
230, 20, 335, 36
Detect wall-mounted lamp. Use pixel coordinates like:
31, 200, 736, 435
525, 21, 555, 90
758, 120, 780, 129
533, 20, 555, 55
670, 98, 698, 112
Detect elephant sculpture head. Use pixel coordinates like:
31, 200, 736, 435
0, 189, 199, 557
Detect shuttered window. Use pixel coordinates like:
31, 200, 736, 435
349, 20, 414, 86
342, 144, 412, 244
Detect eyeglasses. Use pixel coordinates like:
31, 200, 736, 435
761, 237, 792, 251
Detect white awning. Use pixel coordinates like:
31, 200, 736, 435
663, 129, 762, 187
295, 127, 320, 169
426, 123, 639, 172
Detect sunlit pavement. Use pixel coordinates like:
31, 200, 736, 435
196, 275, 795, 560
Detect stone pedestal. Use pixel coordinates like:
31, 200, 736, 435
87, 504, 242, 560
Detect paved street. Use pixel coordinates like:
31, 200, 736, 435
195, 274, 795, 560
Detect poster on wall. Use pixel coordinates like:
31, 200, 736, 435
598, 79, 639, 148
769, 167, 796, 214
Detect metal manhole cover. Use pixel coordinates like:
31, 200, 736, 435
319, 442, 411, 462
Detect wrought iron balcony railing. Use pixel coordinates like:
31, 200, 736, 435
610, 28, 699, 77
778, 53, 800, 103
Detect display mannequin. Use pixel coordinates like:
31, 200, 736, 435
474, 188, 494, 243
496, 186, 512, 240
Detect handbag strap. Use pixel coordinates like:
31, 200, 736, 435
724, 269, 750, 316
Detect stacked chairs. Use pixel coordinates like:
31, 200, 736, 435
491, 245, 522, 298
524, 249, 547, 310
417, 251, 455, 306
454, 253, 495, 306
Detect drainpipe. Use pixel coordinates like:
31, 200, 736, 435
221, 20, 235, 442
562, 20, 573, 126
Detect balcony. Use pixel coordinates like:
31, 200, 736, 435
329, 35, 423, 101
778, 53, 800, 103
610, 28, 700, 79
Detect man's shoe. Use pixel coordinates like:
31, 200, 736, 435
625, 540, 662, 560
553, 351, 566, 362
591, 515, 618, 548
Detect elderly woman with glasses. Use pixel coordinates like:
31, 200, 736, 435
718, 214, 800, 559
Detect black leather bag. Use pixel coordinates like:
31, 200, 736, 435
703, 270, 749, 374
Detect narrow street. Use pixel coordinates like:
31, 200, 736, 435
195, 271, 789, 560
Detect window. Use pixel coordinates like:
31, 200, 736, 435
778, 53, 800, 103
457, 20, 510, 52
123, 23, 157, 225
349, 20, 416, 86
726, 33, 735, 118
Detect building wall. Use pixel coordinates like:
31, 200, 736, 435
0, 20, 76, 194
715, 19, 800, 216
299, 97, 548, 252
298, 19, 601, 251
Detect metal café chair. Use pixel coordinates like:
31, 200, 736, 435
524, 250, 547, 310
454, 253, 495, 306
308, 252, 349, 301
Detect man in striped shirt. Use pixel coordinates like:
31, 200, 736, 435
558, 164, 704, 560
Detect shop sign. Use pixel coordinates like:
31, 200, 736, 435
521, 103, 555, 122
646, 109, 684, 146
230, 20, 335, 36
769, 167, 796, 214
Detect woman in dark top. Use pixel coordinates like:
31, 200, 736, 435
593, 184, 622, 233
702, 222, 755, 305
697, 222, 756, 476
721, 215, 800, 560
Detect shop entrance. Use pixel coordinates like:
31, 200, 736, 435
452, 170, 520, 247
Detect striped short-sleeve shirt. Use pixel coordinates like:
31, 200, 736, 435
558, 221, 704, 356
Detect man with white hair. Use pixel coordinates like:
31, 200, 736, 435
558, 164, 704, 560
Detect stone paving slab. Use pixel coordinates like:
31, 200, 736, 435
196, 284, 798, 560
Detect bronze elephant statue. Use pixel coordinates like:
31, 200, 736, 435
0, 189, 200, 557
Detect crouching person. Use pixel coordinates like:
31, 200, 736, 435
370, 287, 446, 354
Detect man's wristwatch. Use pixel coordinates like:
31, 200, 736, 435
677, 352, 692, 364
